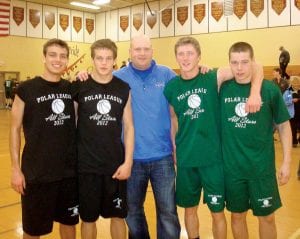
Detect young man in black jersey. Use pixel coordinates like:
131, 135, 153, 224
72, 39, 134, 239
10, 39, 79, 239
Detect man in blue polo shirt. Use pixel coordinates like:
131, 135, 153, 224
114, 35, 180, 239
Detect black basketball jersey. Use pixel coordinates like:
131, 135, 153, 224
72, 76, 130, 175
17, 76, 77, 183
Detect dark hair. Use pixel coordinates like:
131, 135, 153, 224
43, 38, 69, 57
175, 36, 201, 56
229, 42, 254, 60
91, 39, 117, 59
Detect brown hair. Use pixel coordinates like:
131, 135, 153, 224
90, 39, 117, 59
43, 38, 69, 57
229, 42, 254, 60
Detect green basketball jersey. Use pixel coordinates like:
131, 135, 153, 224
164, 70, 222, 167
220, 79, 290, 179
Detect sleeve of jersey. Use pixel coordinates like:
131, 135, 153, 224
71, 80, 80, 102
163, 81, 173, 105
272, 85, 291, 124
15, 81, 27, 102
124, 82, 131, 104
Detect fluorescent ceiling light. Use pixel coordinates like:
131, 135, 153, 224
93, 0, 110, 5
70, 1, 100, 10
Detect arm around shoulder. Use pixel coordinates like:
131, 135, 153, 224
244, 62, 263, 113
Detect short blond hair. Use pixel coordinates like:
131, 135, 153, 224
174, 36, 201, 56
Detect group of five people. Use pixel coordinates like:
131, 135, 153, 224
10, 34, 291, 239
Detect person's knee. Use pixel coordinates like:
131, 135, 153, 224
231, 212, 247, 224
211, 211, 226, 222
258, 214, 275, 225
185, 206, 198, 217
111, 217, 125, 224
81, 221, 96, 227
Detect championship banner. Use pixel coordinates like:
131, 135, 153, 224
177, 6, 188, 26
133, 13, 142, 31
161, 8, 172, 27
45, 11, 55, 30
73, 16, 82, 33
211, 2, 223, 22
29, 9, 40, 28
234, 0, 246, 19
295, 0, 300, 10
250, 0, 264, 17
272, 0, 286, 15
147, 12, 157, 29
0, 0, 10, 36
60, 14, 69, 31
85, 18, 94, 34
120, 15, 129, 32
194, 3, 205, 24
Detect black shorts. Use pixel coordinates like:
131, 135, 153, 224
79, 173, 127, 222
21, 178, 79, 236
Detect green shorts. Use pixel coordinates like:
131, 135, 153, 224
176, 163, 225, 212
225, 173, 282, 216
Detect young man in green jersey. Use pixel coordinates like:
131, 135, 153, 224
164, 36, 263, 239
220, 42, 292, 239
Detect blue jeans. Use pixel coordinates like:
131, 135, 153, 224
126, 155, 180, 239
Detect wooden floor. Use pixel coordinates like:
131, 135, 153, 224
0, 109, 299, 239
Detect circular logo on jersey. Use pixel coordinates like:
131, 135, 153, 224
73, 207, 79, 215
97, 99, 111, 114
235, 102, 248, 117
212, 196, 218, 203
51, 99, 65, 114
188, 94, 201, 109
263, 199, 269, 206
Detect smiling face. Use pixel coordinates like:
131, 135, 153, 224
129, 35, 153, 70
43, 45, 69, 77
176, 43, 200, 78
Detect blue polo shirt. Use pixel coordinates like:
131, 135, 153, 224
114, 60, 176, 161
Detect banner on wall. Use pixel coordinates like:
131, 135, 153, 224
4, 0, 300, 42
194, 3, 205, 24
211, 2, 223, 22
0, 0, 10, 36
272, 0, 286, 15
250, 0, 264, 17
45, 11, 55, 30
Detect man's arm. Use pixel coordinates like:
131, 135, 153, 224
10, 95, 26, 195
277, 120, 292, 186
217, 62, 263, 113
112, 93, 134, 180
170, 105, 178, 164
